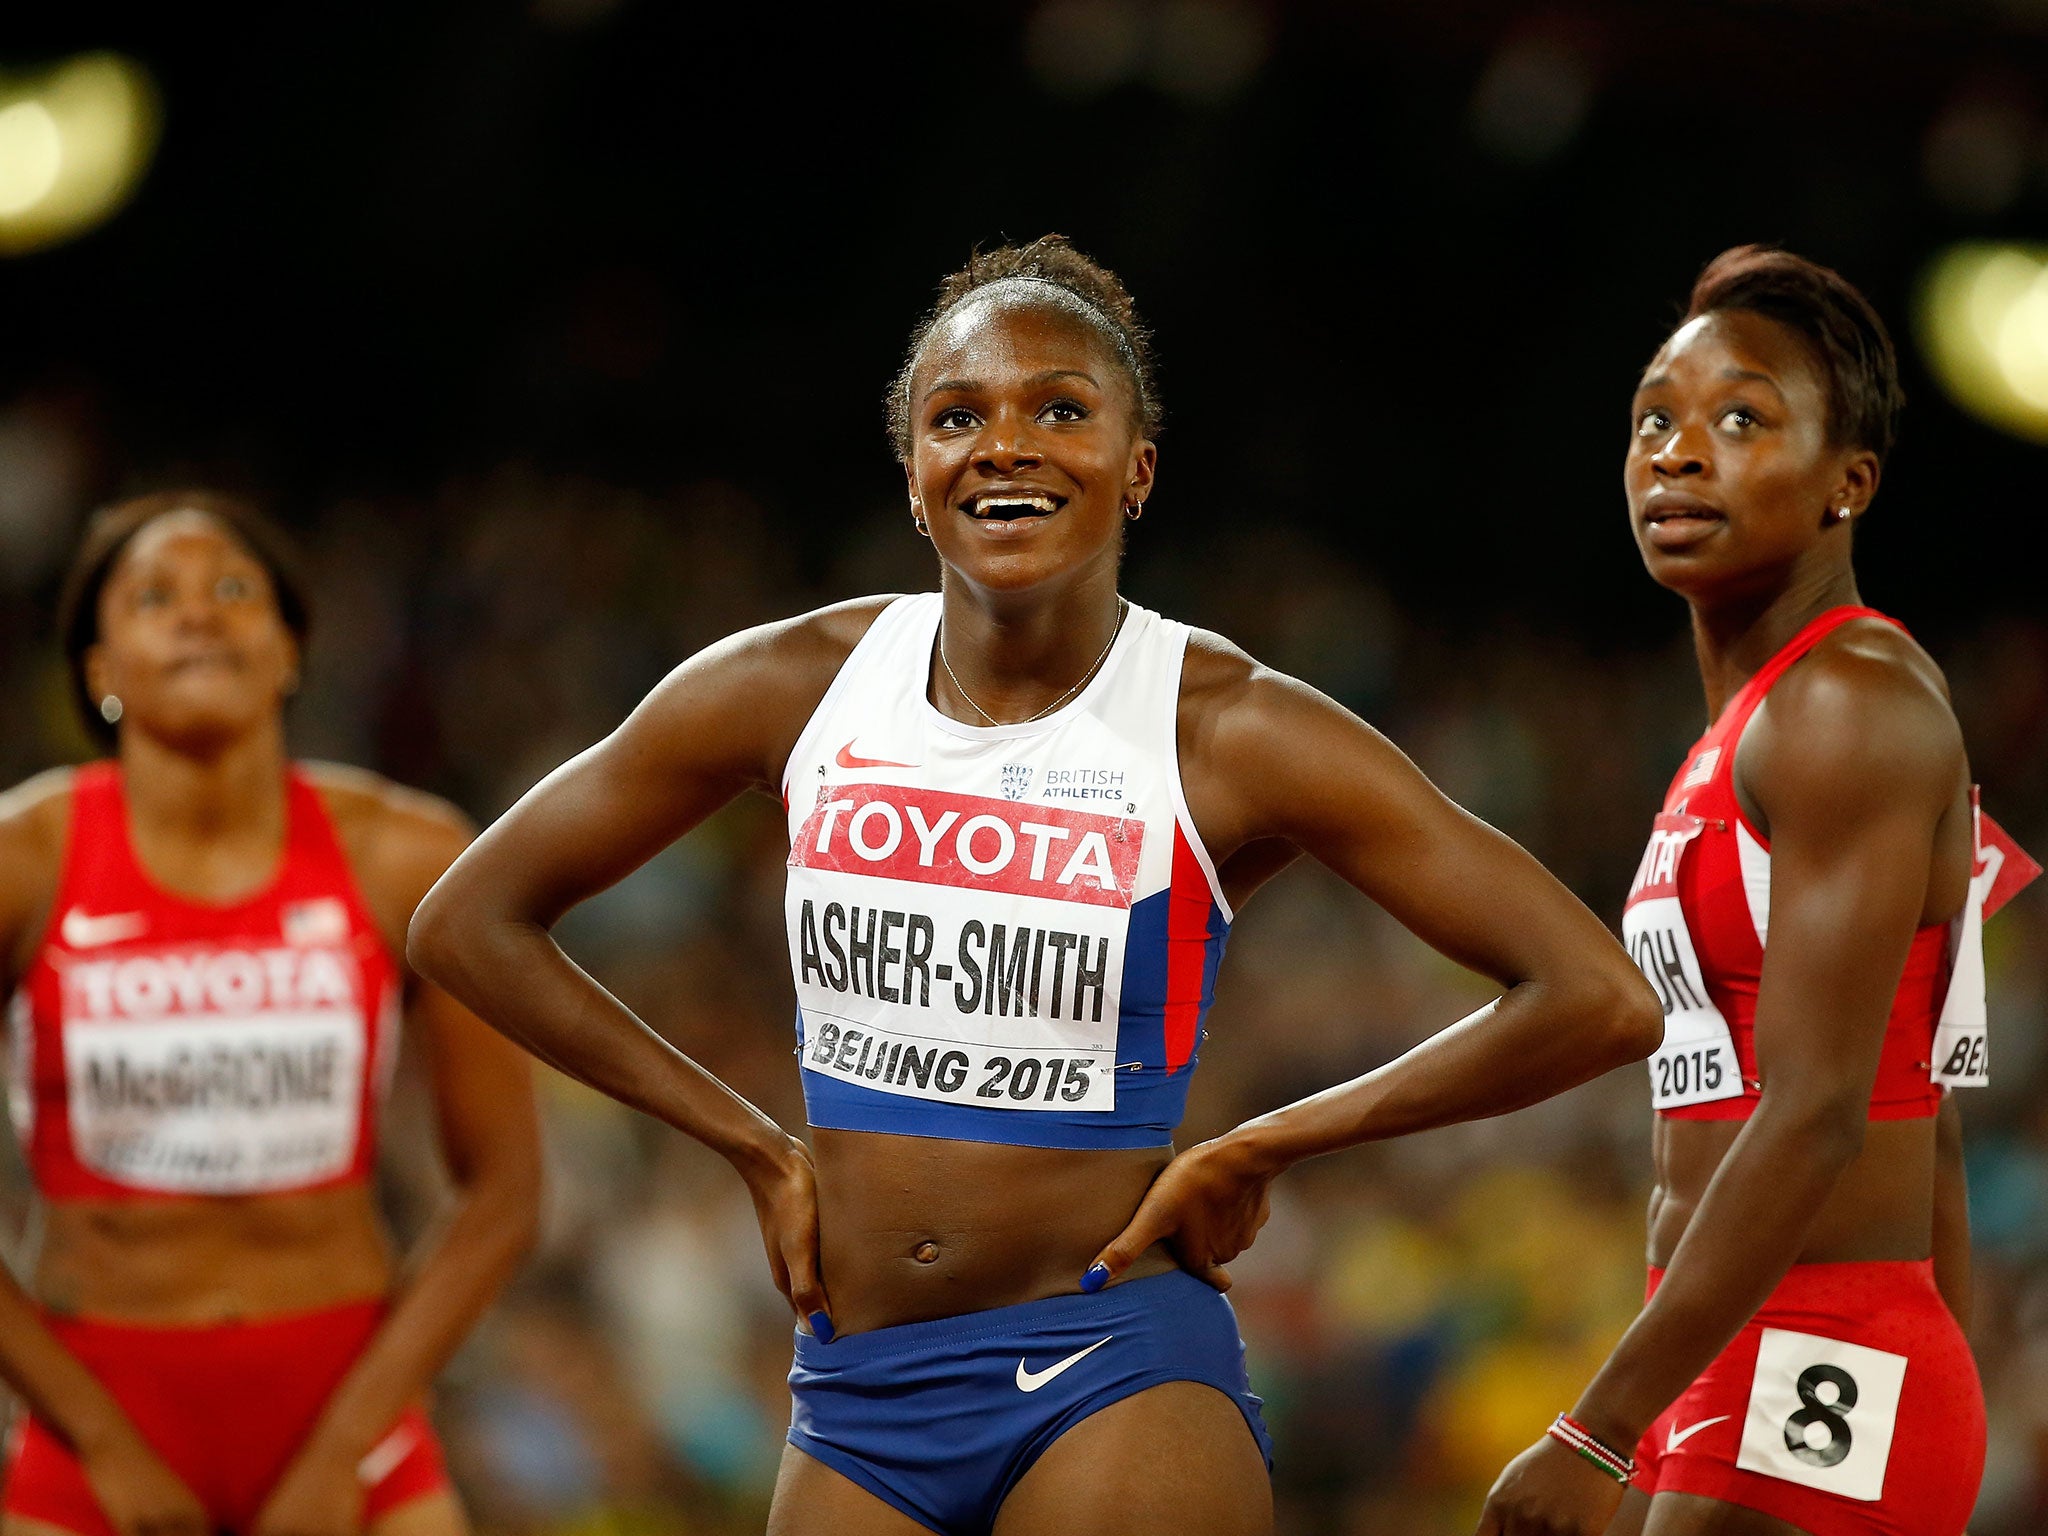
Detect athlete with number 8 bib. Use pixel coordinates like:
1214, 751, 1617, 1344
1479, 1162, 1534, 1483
410, 236, 1665, 1536
1478, 249, 2040, 1536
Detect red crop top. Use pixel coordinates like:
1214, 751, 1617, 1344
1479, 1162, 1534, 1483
6, 763, 400, 1199
1623, 607, 1953, 1123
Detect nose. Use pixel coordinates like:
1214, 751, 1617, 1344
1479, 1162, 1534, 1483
973, 407, 1043, 476
172, 581, 230, 632
1650, 424, 1708, 480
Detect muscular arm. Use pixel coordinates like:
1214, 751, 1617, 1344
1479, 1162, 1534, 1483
406, 601, 885, 1324
281, 786, 542, 1477
1567, 640, 1966, 1450
1191, 644, 1663, 1165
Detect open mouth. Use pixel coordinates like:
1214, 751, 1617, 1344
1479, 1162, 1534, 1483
960, 491, 1066, 521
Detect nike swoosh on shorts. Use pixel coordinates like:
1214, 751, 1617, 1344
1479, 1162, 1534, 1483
1015, 1335, 1114, 1393
835, 740, 919, 771
60, 909, 149, 948
1667, 1414, 1732, 1451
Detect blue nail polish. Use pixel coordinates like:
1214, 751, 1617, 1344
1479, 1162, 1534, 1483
807, 1311, 835, 1344
1080, 1262, 1110, 1294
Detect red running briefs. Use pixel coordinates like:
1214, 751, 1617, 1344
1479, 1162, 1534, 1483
1633, 1260, 1982, 1535
1, 1301, 448, 1534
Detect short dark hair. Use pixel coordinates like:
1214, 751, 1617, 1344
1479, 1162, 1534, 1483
1682, 245, 1904, 463
57, 489, 313, 750
887, 235, 1160, 459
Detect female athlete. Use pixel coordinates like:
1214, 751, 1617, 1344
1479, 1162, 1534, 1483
1479, 249, 2003, 1536
0, 493, 542, 1536
410, 236, 1663, 1536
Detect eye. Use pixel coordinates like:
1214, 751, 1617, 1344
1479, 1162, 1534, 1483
932, 406, 979, 431
1717, 406, 1759, 432
216, 573, 256, 602
1634, 408, 1671, 438
1039, 397, 1089, 424
133, 581, 173, 608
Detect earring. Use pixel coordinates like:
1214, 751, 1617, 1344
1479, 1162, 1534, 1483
99, 695, 123, 725
912, 501, 930, 537
1124, 501, 1145, 521
1834, 506, 1852, 524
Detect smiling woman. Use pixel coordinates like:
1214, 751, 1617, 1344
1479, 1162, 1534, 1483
408, 235, 1662, 1536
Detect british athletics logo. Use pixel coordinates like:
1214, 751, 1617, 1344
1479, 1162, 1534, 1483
790, 784, 1143, 909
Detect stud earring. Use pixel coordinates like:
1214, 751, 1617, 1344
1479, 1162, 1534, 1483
1834, 506, 1852, 524
99, 695, 123, 725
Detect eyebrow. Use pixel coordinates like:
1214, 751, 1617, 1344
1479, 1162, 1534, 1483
922, 368, 1101, 401
1633, 367, 1785, 397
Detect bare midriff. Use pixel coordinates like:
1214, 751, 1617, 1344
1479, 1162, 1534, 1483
32, 1184, 396, 1324
813, 1128, 1177, 1335
1647, 1115, 1937, 1271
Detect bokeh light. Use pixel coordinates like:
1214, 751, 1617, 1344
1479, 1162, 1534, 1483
0, 53, 159, 257
1918, 243, 2048, 445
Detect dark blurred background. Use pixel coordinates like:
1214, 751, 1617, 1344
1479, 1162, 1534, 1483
3, 3, 2047, 1533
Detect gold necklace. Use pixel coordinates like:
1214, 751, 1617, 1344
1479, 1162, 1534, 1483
939, 598, 1129, 727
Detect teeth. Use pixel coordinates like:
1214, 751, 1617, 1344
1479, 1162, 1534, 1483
974, 493, 1057, 515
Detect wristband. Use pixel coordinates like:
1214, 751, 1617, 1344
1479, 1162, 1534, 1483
1546, 1413, 1636, 1485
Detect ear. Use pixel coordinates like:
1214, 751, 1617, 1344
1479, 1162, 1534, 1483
1832, 448, 1881, 519
1125, 437, 1158, 507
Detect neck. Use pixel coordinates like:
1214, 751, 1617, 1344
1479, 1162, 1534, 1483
117, 718, 290, 845
1687, 554, 1863, 719
935, 562, 1125, 725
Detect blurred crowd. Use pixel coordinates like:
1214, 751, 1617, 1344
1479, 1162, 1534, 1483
2, 415, 2045, 1533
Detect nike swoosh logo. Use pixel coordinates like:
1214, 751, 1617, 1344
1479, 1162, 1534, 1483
1667, 1414, 1731, 1451
1015, 1335, 1113, 1392
60, 909, 149, 949
835, 740, 919, 771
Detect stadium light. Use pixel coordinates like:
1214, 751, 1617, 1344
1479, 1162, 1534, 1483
1917, 242, 2048, 445
0, 53, 159, 257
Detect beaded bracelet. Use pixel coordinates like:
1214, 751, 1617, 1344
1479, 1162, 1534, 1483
1546, 1412, 1637, 1485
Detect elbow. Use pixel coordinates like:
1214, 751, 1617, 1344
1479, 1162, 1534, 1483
405, 873, 464, 989
1768, 1091, 1869, 1172
1589, 964, 1666, 1071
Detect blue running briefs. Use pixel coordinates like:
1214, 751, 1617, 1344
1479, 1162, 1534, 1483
786, 1268, 1272, 1535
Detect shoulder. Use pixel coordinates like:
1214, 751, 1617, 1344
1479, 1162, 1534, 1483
1749, 618, 1962, 808
0, 767, 77, 874
0, 768, 78, 964
629, 595, 906, 783
301, 762, 475, 913
1178, 625, 1357, 741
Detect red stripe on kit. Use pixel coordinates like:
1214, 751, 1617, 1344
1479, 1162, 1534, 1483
1163, 825, 1212, 1073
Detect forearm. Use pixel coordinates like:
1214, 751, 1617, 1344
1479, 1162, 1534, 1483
1570, 1101, 1861, 1448
296, 1172, 538, 1463
412, 909, 788, 1174
1932, 1094, 1971, 1331
1233, 974, 1647, 1171
0, 1268, 145, 1456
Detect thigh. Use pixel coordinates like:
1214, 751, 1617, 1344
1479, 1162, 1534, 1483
367, 1489, 469, 1536
992, 1381, 1270, 1536
767, 1444, 937, 1536
1, 1522, 93, 1536
1643, 1492, 1813, 1536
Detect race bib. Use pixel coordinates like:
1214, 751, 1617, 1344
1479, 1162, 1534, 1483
1737, 1327, 1906, 1502
65, 1013, 364, 1192
787, 783, 1140, 1114
1624, 813, 1741, 1109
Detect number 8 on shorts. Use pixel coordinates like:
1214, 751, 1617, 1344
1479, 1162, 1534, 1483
1737, 1328, 1908, 1502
